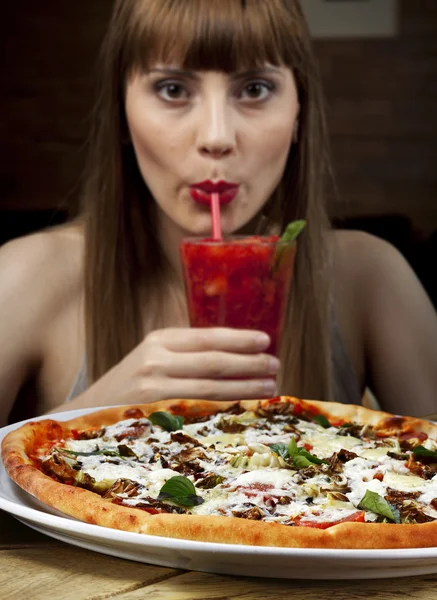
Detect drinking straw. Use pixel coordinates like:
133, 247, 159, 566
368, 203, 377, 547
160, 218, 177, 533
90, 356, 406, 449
211, 192, 223, 240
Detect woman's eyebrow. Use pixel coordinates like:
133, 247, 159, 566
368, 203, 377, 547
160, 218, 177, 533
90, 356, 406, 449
148, 68, 199, 80
147, 67, 283, 80
233, 67, 283, 80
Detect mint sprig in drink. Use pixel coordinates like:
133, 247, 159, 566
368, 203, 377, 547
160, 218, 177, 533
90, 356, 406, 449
180, 221, 305, 356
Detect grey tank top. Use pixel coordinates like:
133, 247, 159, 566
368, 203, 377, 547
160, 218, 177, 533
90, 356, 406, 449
65, 320, 362, 405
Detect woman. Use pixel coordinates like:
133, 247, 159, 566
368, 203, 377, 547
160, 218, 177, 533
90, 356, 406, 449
1, 0, 436, 427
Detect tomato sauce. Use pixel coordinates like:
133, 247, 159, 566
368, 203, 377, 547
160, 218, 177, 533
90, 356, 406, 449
295, 510, 366, 529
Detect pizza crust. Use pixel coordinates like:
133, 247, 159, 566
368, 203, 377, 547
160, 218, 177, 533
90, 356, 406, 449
3, 396, 437, 549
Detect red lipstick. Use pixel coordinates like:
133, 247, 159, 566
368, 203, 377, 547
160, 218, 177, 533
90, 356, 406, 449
189, 180, 240, 205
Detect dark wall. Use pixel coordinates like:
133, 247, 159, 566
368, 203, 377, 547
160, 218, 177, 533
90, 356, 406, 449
316, 0, 437, 235
1, 0, 436, 236
0, 1, 112, 214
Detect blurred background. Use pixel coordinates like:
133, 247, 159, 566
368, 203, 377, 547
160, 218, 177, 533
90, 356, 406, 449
0, 0, 436, 305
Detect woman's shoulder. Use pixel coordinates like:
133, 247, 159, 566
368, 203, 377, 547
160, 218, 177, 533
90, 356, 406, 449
0, 224, 86, 424
331, 228, 406, 288
330, 227, 416, 327
328, 229, 412, 386
0, 223, 85, 320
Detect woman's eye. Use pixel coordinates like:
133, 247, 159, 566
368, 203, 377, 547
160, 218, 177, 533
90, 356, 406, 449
155, 81, 189, 102
239, 81, 275, 102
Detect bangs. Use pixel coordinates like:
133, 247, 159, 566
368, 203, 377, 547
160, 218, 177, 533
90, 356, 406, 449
121, 0, 306, 76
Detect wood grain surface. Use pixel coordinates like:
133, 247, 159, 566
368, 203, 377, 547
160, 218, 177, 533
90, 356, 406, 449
1, 509, 437, 600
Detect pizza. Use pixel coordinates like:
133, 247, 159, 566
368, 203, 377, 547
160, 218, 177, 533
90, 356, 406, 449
3, 396, 437, 549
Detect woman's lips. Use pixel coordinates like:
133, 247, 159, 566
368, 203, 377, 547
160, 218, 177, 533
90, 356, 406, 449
189, 187, 239, 205
189, 181, 240, 205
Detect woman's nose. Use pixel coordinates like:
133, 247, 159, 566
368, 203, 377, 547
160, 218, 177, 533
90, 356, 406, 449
196, 96, 236, 159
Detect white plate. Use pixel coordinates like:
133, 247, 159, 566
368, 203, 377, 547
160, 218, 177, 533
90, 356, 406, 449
2, 407, 437, 580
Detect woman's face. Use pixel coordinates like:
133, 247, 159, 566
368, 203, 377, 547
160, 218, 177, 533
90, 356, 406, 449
125, 65, 299, 237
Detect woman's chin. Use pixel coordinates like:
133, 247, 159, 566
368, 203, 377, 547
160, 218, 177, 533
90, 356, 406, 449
182, 223, 240, 238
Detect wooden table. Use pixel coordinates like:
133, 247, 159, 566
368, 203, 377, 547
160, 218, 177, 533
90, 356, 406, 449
1, 510, 437, 600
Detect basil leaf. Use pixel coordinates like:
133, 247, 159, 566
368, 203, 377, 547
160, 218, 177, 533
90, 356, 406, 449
158, 476, 204, 507
413, 445, 437, 460
149, 411, 184, 432
286, 437, 325, 467
158, 493, 204, 507
357, 490, 401, 523
272, 220, 307, 274
298, 448, 325, 465
293, 455, 313, 468
387, 505, 401, 523
269, 443, 289, 460
313, 415, 331, 429
280, 220, 307, 243
288, 437, 299, 457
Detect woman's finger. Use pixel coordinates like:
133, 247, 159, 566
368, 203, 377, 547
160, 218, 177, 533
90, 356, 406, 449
147, 376, 278, 402
147, 328, 271, 353
162, 351, 280, 379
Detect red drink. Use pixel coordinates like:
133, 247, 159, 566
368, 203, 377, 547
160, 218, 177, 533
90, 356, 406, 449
179, 236, 296, 356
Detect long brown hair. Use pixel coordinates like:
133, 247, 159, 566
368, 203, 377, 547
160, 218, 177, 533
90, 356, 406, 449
82, 0, 334, 401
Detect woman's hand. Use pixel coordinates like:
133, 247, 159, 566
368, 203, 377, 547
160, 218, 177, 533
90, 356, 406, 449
72, 328, 280, 410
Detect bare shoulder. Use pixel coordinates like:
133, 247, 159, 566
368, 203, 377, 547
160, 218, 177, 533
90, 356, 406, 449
0, 224, 84, 333
329, 229, 421, 389
0, 224, 85, 424
331, 229, 437, 416
330, 228, 424, 311
332, 229, 406, 282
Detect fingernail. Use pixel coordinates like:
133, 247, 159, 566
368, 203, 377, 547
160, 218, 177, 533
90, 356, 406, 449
256, 333, 270, 349
269, 357, 281, 375
263, 380, 278, 397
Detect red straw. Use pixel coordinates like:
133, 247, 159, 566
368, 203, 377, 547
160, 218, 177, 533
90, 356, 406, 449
211, 193, 222, 240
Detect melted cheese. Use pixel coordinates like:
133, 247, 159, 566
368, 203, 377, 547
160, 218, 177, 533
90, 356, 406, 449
360, 447, 392, 460
300, 432, 362, 457
57, 407, 437, 526
384, 472, 426, 491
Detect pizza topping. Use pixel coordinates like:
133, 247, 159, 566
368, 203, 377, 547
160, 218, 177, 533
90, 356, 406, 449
42, 448, 80, 482
60, 447, 120, 458
399, 431, 429, 451
336, 449, 359, 463
293, 510, 366, 529
312, 415, 331, 429
387, 451, 409, 460
114, 496, 186, 514
269, 443, 289, 460
412, 445, 437, 461
41, 401, 437, 528
75, 428, 104, 440
217, 418, 248, 434
387, 499, 437, 524
231, 503, 265, 520
102, 478, 144, 499
170, 431, 203, 447
327, 491, 350, 504
337, 423, 375, 440
148, 412, 184, 432
269, 437, 326, 468
382, 488, 437, 524
117, 444, 139, 458
256, 399, 295, 419
196, 473, 226, 489
157, 475, 204, 507
357, 490, 401, 523
407, 456, 437, 481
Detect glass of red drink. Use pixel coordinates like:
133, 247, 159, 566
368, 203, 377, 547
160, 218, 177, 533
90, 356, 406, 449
179, 236, 296, 356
